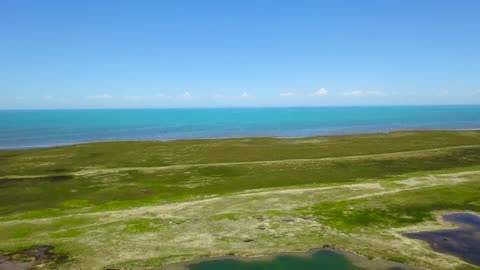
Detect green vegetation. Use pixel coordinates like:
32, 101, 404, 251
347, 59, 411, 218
302, 180, 480, 231
1, 130, 480, 269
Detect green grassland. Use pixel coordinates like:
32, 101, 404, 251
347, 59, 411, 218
1, 130, 480, 269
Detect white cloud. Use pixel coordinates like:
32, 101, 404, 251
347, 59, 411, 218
438, 90, 449, 96
366, 91, 386, 96
280, 88, 328, 97
211, 94, 225, 99
182, 91, 192, 98
341, 90, 386, 97
86, 94, 112, 100
342, 90, 363, 97
122, 94, 170, 100
311, 88, 328, 97
122, 95, 149, 101
279, 92, 295, 97
122, 95, 139, 100
210, 92, 251, 99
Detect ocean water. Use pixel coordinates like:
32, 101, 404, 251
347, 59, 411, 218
0, 106, 479, 149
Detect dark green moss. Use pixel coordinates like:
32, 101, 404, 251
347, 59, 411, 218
1, 130, 479, 176
1, 130, 480, 217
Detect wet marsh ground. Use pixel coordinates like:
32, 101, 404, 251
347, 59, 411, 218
1, 130, 480, 269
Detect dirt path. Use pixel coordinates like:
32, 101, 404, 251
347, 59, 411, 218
73, 145, 480, 176
347, 170, 480, 201
3, 170, 478, 226
1, 144, 478, 180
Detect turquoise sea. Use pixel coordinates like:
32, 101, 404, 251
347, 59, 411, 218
1, 105, 479, 149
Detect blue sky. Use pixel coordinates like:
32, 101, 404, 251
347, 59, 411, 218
1, 0, 479, 109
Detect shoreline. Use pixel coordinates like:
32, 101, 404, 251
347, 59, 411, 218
1, 128, 479, 151
159, 246, 424, 270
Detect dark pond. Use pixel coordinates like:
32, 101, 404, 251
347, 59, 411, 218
0, 246, 66, 270
405, 212, 480, 266
164, 249, 420, 270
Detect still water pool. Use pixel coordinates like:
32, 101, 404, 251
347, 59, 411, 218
405, 212, 480, 266
164, 249, 419, 270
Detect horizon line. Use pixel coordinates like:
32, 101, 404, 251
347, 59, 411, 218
1, 103, 480, 111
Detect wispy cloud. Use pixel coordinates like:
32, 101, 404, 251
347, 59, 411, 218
86, 94, 113, 100
121, 93, 169, 100
279, 92, 295, 97
279, 88, 328, 97
311, 88, 328, 97
211, 94, 225, 99
367, 91, 387, 96
211, 92, 251, 100
341, 90, 386, 97
438, 90, 449, 96
122, 95, 150, 101
181, 91, 192, 98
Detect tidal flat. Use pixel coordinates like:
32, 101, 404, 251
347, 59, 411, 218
1, 130, 480, 270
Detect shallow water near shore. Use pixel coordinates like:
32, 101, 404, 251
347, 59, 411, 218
163, 249, 421, 270
405, 212, 480, 266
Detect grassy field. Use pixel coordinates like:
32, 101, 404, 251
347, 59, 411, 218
1, 130, 480, 269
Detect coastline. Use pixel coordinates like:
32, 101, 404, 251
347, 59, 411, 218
1, 128, 479, 151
